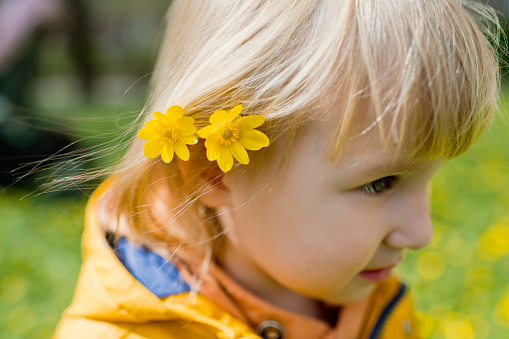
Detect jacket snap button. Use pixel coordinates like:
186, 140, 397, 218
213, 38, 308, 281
256, 320, 286, 339
402, 319, 411, 336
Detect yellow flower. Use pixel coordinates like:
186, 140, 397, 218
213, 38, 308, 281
197, 105, 270, 172
137, 105, 198, 163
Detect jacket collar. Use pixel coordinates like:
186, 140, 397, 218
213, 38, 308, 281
66, 182, 260, 338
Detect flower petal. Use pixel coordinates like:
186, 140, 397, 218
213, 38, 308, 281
145, 120, 163, 131
210, 110, 227, 124
236, 115, 265, 129
225, 105, 243, 123
165, 105, 184, 123
206, 147, 214, 161
143, 140, 162, 158
197, 125, 215, 138
180, 135, 198, 145
239, 130, 270, 150
217, 148, 233, 172
138, 127, 159, 140
230, 141, 249, 165
205, 137, 221, 161
176, 117, 197, 135
160, 143, 175, 163
174, 142, 190, 161
153, 111, 168, 123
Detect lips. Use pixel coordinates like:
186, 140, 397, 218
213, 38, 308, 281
359, 260, 402, 282
358, 267, 393, 282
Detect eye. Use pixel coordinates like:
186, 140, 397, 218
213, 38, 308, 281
360, 176, 397, 196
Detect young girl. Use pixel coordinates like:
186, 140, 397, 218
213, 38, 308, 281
53, 0, 500, 338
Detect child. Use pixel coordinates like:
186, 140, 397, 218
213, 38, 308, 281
53, 0, 500, 338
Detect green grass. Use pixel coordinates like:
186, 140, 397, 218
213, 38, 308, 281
0, 191, 85, 339
1, 95, 509, 338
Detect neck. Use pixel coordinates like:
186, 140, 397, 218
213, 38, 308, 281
216, 237, 339, 324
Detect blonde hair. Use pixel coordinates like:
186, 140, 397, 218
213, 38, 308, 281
96, 0, 500, 266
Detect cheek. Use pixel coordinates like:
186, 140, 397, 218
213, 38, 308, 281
226, 193, 382, 292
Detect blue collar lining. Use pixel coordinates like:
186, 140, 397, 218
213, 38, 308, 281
113, 237, 190, 298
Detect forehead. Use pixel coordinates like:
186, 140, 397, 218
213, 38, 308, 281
318, 84, 468, 167
292, 117, 428, 178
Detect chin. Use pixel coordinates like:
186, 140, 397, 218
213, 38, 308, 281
320, 281, 376, 306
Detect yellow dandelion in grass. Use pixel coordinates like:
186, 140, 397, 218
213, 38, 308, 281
478, 223, 509, 261
415, 312, 436, 338
417, 251, 446, 280
495, 289, 509, 327
444, 319, 474, 339
197, 105, 270, 172
138, 105, 198, 163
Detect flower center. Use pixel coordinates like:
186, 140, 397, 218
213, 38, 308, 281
221, 124, 240, 142
164, 126, 180, 143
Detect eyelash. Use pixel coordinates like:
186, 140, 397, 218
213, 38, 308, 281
359, 176, 398, 196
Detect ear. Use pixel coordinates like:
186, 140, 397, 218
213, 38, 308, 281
195, 166, 231, 208
177, 144, 232, 209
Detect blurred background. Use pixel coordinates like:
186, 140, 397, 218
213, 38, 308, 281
0, 0, 509, 338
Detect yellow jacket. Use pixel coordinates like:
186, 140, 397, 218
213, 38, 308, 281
54, 188, 420, 339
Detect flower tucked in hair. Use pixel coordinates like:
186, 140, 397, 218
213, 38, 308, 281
137, 105, 198, 163
197, 105, 270, 172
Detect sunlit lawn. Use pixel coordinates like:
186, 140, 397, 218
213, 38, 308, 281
397, 94, 509, 338
1, 91, 509, 338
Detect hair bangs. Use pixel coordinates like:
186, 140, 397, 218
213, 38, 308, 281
324, 0, 500, 163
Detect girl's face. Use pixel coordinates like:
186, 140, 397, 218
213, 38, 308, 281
216, 119, 442, 306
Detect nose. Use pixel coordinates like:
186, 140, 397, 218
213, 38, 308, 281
384, 187, 434, 251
